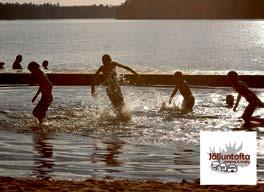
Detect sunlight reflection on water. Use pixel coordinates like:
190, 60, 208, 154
0, 86, 264, 181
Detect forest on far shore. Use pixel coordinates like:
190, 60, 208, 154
0, 3, 117, 19
117, 0, 264, 19
2, 0, 264, 20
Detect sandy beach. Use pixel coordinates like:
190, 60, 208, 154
0, 177, 263, 192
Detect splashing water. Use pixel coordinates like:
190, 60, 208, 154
0, 86, 264, 181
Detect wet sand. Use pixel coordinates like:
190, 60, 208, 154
0, 177, 263, 192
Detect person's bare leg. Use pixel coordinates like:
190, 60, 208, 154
38, 117, 43, 125
242, 103, 255, 125
181, 97, 194, 114
249, 100, 264, 123
106, 87, 124, 115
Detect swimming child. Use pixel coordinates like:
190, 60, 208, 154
226, 94, 234, 108
28, 62, 53, 124
42, 60, 49, 70
91, 54, 140, 113
227, 71, 264, 125
169, 71, 195, 114
12, 55, 23, 69
0, 61, 4, 69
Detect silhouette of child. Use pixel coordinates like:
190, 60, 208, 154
42, 60, 49, 70
12, 55, 23, 69
0, 61, 4, 69
28, 62, 53, 124
169, 71, 195, 114
91, 54, 140, 113
226, 95, 234, 108
227, 71, 264, 125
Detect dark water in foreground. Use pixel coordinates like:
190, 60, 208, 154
0, 86, 264, 181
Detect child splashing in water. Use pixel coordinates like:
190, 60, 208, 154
227, 71, 264, 126
167, 71, 195, 114
91, 54, 140, 117
28, 62, 53, 124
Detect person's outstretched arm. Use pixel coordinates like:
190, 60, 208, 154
233, 94, 241, 112
169, 87, 178, 104
91, 66, 103, 97
115, 63, 139, 75
32, 88, 40, 103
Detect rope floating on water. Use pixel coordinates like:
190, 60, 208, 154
0, 73, 263, 88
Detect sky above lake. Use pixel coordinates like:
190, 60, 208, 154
1, 0, 126, 5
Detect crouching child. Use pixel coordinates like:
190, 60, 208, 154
28, 62, 53, 124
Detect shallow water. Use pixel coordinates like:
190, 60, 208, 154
0, 86, 264, 181
1, 19, 264, 181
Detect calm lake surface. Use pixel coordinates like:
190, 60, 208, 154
1, 19, 264, 73
0, 19, 264, 181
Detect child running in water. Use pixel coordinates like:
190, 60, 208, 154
227, 71, 264, 125
28, 62, 53, 124
169, 71, 195, 114
91, 54, 140, 113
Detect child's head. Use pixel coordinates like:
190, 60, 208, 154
226, 95, 234, 108
102, 54, 112, 65
42, 60, 49, 69
227, 71, 238, 83
174, 71, 183, 83
16, 55, 22, 62
27, 61, 40, 73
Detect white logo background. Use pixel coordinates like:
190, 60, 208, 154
200, 131, 256, 185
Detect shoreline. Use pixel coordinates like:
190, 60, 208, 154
0, 177, 263, 192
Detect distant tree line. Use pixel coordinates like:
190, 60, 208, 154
0, 3, 116, 19
117, 0, 264, 19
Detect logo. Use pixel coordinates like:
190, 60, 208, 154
209, 142, 250, 174
200, 131, 256, 185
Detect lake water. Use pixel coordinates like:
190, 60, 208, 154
1, 19, 264, 74
0, 19, 264, 181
